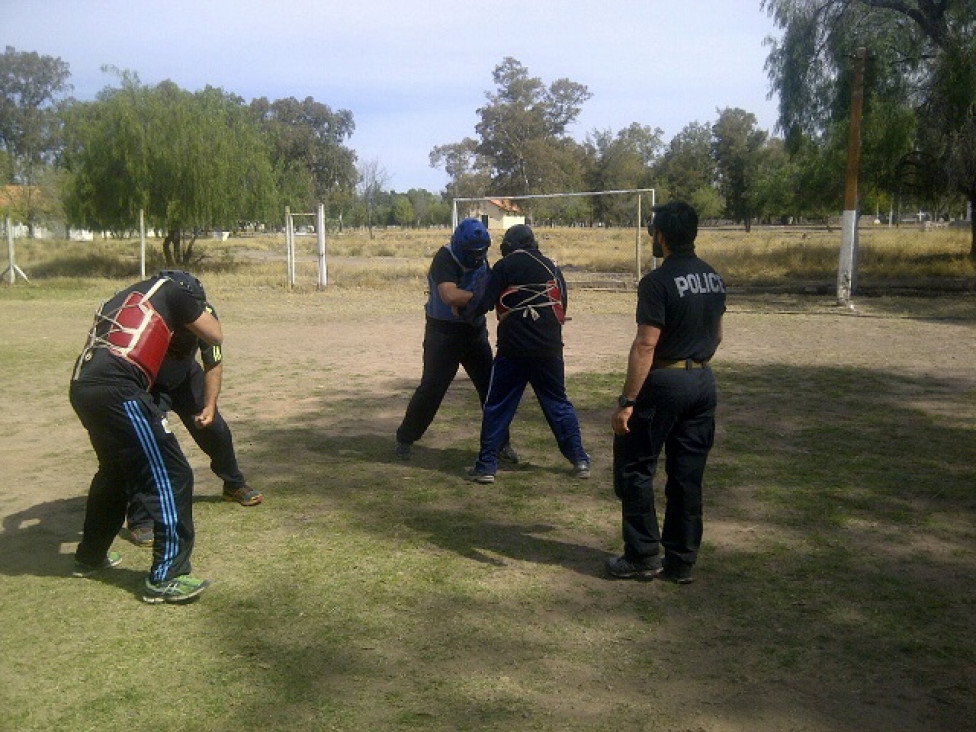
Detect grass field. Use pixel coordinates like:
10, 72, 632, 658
6, 222, 975, 293
0, 226, 974, 731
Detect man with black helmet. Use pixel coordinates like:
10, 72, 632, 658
69, 271, 222, 603
606, 201, 726, 584
463, 223, 590, 484
120, 270, 261, 548
395, 218, 517, 462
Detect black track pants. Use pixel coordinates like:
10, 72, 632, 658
612, 367, 717, 573
71, 380, 196, 582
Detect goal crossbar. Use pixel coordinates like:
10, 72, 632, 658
452, 187, 656, 280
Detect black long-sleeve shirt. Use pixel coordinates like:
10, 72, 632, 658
467, 248, 567, 359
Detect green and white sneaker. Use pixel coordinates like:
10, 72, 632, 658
142, 575, 211, 604
72, 551, 122, 577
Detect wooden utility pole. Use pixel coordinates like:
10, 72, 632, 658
837, 47, 867, 305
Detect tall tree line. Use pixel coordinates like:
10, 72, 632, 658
762, 0, 976, 255
1, 49, 362, 263
431, 40, 973, 249
3, 20, 974, 257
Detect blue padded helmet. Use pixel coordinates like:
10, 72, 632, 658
449, 218, 491, 269
159, 269, 206, 303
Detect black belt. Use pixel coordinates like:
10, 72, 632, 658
653, 358, 709, 370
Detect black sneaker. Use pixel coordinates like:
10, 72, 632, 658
654, 566, 694, 584
466, 468, 495, 484
605, 554, 661, 580
572, 461, 590, 479
395, 440, 411, 461
120, 525, 154, 547
72, 551, 122, 578
499, 442, 520, 464
222, 484, 263, 506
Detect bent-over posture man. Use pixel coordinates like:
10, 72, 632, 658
464, 224, 590, 484
607, 201, 726, 584
70, 271, 222, 603
396, 218, 517, 463
121, 270, 261, 548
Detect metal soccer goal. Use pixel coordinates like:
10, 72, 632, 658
452, 188, 657, 284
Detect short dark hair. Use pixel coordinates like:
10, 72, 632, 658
649, 201, 698, 253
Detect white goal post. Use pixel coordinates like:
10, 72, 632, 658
452, 188, 656, 281
284, 204, 328, 289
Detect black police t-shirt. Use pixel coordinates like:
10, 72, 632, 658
636, 252, 726, 363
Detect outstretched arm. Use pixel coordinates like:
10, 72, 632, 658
611, 323, 660, 436
194, 360, 222, 428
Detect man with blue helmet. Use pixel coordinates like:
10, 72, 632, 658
395, 218, 517, 463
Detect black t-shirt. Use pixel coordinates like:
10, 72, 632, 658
73, 276, 205, 388
637, 252, 726, 367
154, 303, 221, 392
471, 248, 567, 359
428, 246, 461, 287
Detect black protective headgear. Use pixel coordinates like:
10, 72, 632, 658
501, 224, 537, 257
158, 269, 207, 303
450, 218, 492, 269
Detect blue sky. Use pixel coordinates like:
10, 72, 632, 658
1, 0, 782, 192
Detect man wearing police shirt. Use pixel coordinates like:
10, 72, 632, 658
607, 201, 726, 584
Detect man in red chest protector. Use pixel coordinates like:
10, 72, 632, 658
70, 272, 222, 604
120, 270, 262, 549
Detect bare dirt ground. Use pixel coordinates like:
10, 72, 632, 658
1, 286, 974, 730
8, 289, 972, 518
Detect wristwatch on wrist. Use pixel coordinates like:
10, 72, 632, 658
617, 395, 636, 408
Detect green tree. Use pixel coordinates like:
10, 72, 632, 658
763, 0, 976, 254
0, 46, 72, 233
656, 122, 717, 209
688, 186, 725, 222
404, 188, 451, 227
712, 107, 768, 231
584, 123, 663, 225
471, 58, 591, 195
858, 97, 918, 220
249, 95, 357, 218
749, 136, 796, 223
429, 138, 492, 200
60, 70, 151, 236
61, 73, 276, 263
790, 127, 848, 224
389, 194, 415, 227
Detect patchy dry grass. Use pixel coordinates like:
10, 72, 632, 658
0, 279, 974, 730
5, 224, 974, 293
